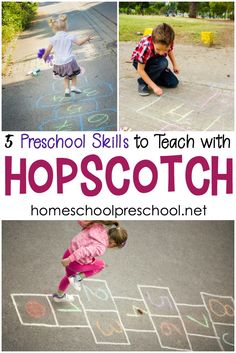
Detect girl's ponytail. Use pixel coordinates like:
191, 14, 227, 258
79, 220, 127, 248
58, 14, 67, 22
48, 14, 68, 31
48, 17, 57, 28
108, 221, 127, 248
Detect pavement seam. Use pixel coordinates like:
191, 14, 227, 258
80, 8, 116, 46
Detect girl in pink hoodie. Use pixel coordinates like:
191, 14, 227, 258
53, 221, 128, 302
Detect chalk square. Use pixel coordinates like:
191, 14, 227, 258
79, 280, 116, 311
49, 296, 87, 327
35, 82, 112, 109
39, 117, 77, 131
11, 294, 57, 326
81, 109, 116, 131
175, 84, 220, 107
85, 310, 130, 344
145, 98, 180, 118
213, 323, 234, 351
138, 286, 179, 316
151, 316, 191, 351
113, 297, 154, 331
125, 330, 161, 350
56, 99, 97, 119
82, 82, 114, 99
189, 335, 222, 351
201, 293, 234, 324
166, 104, 194, 121
36, 92, 71, 109
177, 304, 216, 337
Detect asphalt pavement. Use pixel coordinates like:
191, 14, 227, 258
2, 2, 117, 131
2, 221, 234, 351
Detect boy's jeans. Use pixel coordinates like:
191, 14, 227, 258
133, 56, 179, 88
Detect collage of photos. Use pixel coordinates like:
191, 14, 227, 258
1, 1, 235, 352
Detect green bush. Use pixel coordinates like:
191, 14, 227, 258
2, 2, 38, 46
159, 6, 168, 15
120, 7, 128, 14
144, 6, 160, 15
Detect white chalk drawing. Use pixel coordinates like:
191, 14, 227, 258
11, 280, 234, 350
133, 84, 233, 131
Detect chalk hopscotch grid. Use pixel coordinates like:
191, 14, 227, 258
200, 292, 234, 351
167, 286, 193, 350
10, 280, 234, 350
77, 279, 130, 345
200, 292, 234, 325
37, 71, 117, 131
133, 86, 230, 131
176, 303, 220, 340
138, 285, 191, 351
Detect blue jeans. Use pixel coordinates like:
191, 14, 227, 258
133, 56, 179, 88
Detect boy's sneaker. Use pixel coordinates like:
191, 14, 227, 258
69, 275, 82, 291
65, 88, 70, 97
53, 293, 74, 303
71, 86, 82, 94
138, 83, 150, 96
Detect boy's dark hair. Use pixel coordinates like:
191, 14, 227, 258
152, 23, 175, 46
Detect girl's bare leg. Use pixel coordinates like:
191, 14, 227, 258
64, 77, 70, 90
71, 75, 81, 94
71, 75, 77, 87
64, 77, 70, 96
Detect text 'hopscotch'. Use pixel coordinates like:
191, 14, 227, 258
11, 279, 234, 351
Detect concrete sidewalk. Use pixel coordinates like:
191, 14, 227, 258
119, 42, 234, 131
2, 2, 117, 131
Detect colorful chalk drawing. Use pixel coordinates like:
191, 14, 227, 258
11, 280, 234, 350
36, 70, 116, 131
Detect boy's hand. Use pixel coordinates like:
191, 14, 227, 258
61, 257, 71, 267
153, 85, 163, 96
173, 65, 180, 74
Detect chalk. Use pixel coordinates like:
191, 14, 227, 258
26, 68, 41, 77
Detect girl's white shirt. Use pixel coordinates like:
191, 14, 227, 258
49, 31, 76, 65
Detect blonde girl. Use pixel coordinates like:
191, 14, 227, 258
43, 14, 92, 96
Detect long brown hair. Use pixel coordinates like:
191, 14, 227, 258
83, 221, 128, 248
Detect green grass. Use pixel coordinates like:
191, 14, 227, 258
119, 15, 234, 46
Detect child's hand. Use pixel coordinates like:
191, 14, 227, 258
61, 257, 71, 267
153, 85, 163, 96
173, 65, 180, 74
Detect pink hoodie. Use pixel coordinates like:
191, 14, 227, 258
68, 221, 109, 264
